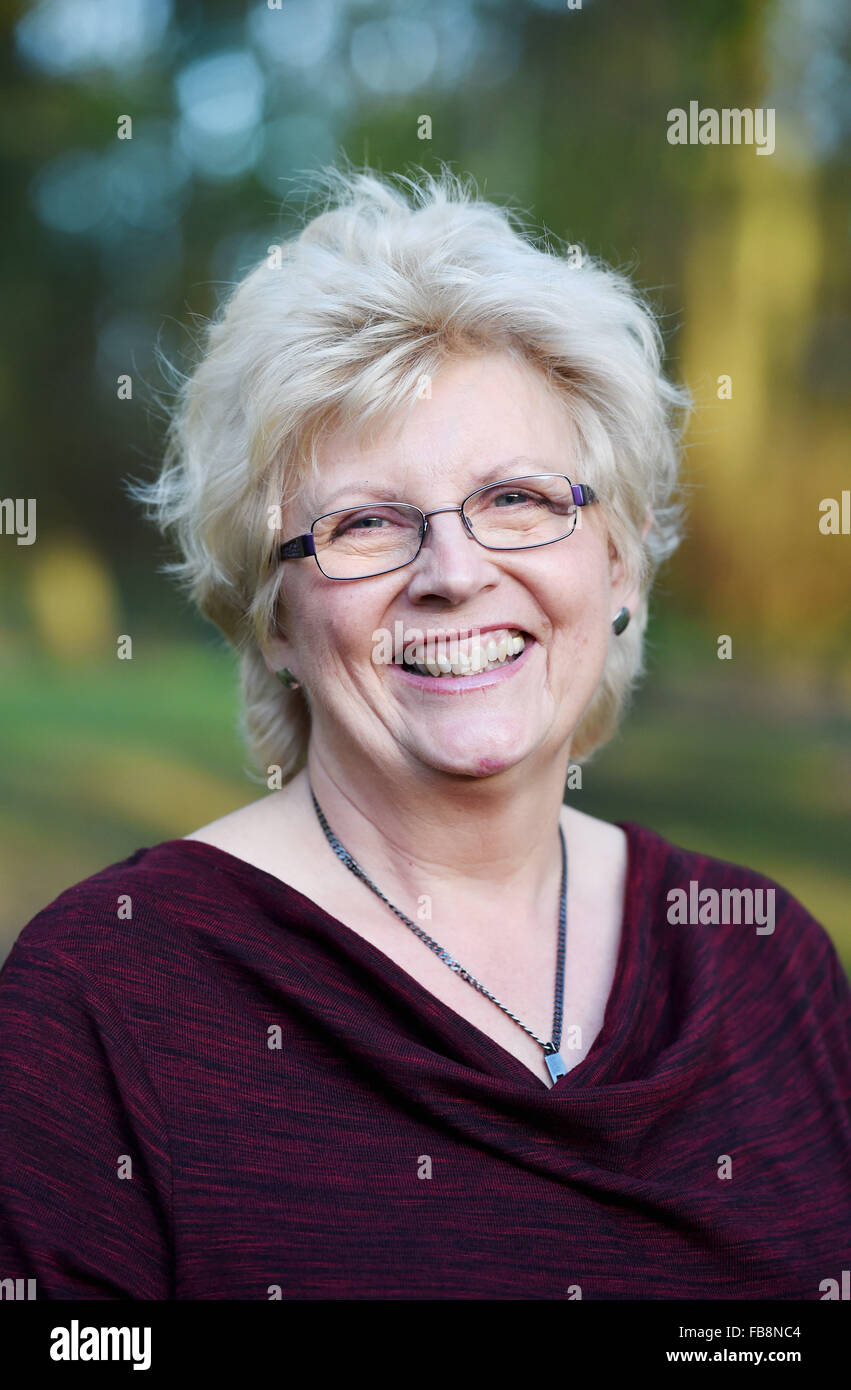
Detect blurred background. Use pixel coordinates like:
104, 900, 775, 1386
0, 0, 848, 970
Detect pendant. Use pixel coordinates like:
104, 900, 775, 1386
544, 1049, 568, 1083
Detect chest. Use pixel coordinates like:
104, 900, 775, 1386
187, 808, 626, 1088
164, 1050, 849, 1301
314, 888, 622, 1089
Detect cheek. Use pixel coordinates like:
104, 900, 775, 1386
536, 562, 611, 682
536, 553, 609, 635
549, 619, 606, 696
292, 588, 380, 672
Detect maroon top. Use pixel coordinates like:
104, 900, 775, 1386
0, 821, 848, 1300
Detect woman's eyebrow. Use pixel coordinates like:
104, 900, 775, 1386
316, 458, 558, 511
318, 480, 401, 508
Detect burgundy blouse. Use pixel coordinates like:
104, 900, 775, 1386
0, 821, 848, 1300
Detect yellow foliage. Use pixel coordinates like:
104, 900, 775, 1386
24, 535, 120, 661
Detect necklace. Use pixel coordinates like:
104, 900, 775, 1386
310, 788, 570, 1083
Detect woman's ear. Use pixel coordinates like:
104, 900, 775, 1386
609, 507, 653, 621
261, 591, 298, 680
261, 609, 298, 682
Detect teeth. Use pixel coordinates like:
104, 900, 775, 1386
405, 629, 527, 678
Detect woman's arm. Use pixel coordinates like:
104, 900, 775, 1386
0, 939, 173, 1299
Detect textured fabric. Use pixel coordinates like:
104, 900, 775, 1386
0, 821, 848, 1301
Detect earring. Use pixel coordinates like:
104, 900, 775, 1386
276, 667, 301, 689
612, 607, 630, 636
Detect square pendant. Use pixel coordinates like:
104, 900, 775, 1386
545, 1050, 568, 1083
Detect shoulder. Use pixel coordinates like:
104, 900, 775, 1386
182, 790, 280, 860
1, 836, 233, 998
622, 819, 849, 1003
628, 817, 824, 920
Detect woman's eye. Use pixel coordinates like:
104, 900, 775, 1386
334, 513, 394, 536
494, 490, 536, 506
329, 511, 406, 542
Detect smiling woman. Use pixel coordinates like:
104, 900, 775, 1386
0, 165, 848, 1302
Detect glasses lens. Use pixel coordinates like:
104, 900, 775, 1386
464, 475, 577, 549
312, 503, 423, 578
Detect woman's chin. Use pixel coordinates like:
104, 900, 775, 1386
410, 729, 534, 779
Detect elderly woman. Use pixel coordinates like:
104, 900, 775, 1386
1, 168, 848, 1302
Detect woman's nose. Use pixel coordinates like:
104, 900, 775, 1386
404, 510, 500, 606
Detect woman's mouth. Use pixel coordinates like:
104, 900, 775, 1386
391, 627, 535, 690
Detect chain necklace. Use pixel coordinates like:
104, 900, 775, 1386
310, 788, 570, 1083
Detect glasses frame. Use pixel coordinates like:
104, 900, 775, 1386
278, 473, 599, 581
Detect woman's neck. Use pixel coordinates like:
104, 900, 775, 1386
297, 747, 573, 931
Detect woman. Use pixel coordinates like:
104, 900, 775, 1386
1, 167, 848, 1301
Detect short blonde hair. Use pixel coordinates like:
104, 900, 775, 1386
129, 163, 691, 783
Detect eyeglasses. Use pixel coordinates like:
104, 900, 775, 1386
278, 473, 598, 580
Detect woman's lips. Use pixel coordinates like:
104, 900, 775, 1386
389, 636, 536, 692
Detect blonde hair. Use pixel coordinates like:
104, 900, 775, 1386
128, 163, 691, 783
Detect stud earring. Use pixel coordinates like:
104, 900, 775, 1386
612, 607, 630, 636
276, 668, 301, 689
